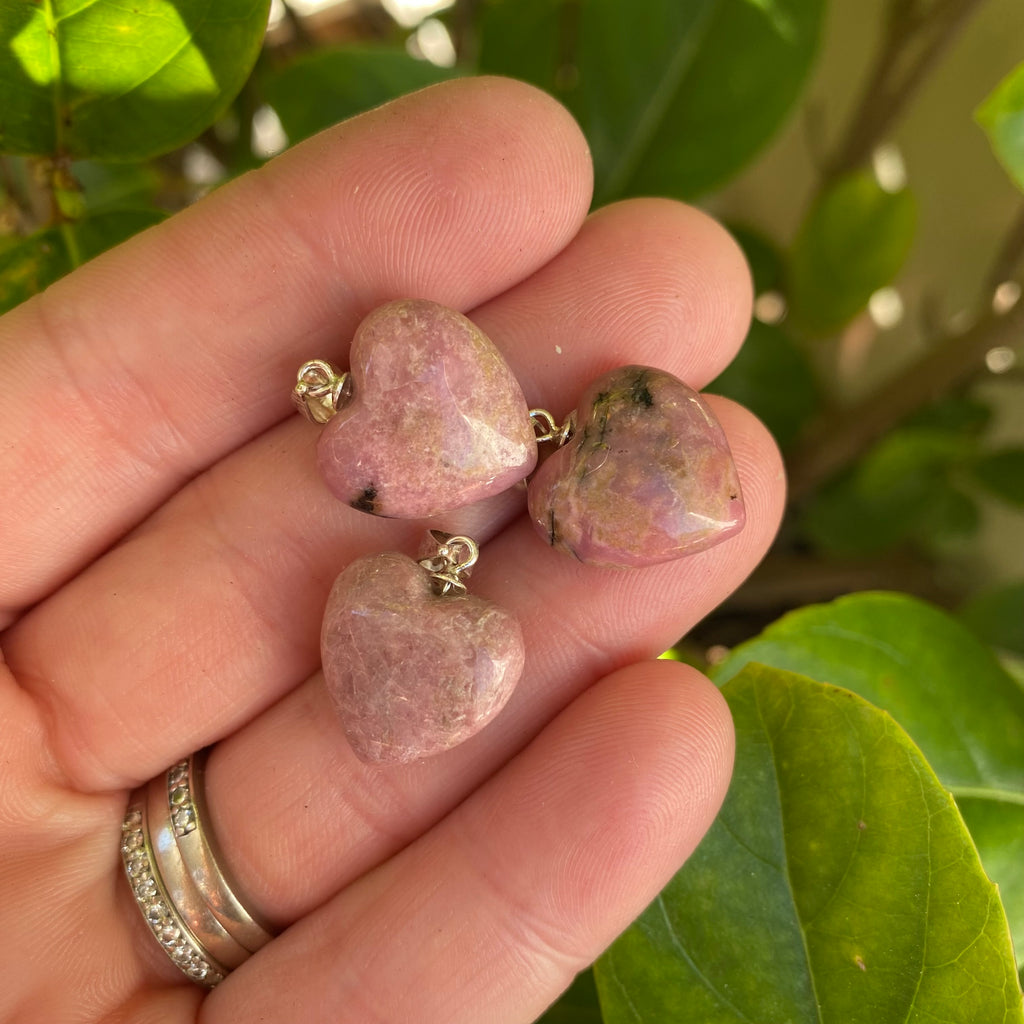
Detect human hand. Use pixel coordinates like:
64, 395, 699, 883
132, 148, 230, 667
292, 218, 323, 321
0, 78, 784, 1023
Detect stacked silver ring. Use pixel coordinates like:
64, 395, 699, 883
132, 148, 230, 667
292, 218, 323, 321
120, 749, 275, 987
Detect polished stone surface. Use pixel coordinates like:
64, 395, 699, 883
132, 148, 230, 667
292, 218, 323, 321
322, 552, 525, 764
318, 299, 535, 518
527, 365, 745, 568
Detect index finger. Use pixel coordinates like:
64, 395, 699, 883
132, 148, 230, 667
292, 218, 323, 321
0, 77, 593, 621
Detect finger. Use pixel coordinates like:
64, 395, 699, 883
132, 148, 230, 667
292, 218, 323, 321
472, 196, 753, 409
196, 397, 785, 926
202, 660, 734, 1024
0, 77, 592, 620
9, 200, 757, 791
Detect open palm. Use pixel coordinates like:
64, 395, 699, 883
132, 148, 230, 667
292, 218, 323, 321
0, 78, 783, 1023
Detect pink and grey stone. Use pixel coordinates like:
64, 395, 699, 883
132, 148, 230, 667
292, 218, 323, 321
527, 365, 745, 569
321, 552, 525, 764
318, 299, 536, 518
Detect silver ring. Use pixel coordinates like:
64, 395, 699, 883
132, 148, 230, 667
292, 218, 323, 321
120, 750, 276, 987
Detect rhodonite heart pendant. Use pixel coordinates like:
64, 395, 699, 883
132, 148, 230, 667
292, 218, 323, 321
321, 534, 524, 764
526, 365, 745, 568
296, 299, 536, 518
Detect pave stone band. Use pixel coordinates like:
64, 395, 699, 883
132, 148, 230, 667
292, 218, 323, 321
121, 750, 275, 987
121, 799, 228, 986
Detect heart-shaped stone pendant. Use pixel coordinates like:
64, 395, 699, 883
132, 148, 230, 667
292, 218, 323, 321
321, 541, 524, 764
314, 300, 535, 518
527, 365, 745, 568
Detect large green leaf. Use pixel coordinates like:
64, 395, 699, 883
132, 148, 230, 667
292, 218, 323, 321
957, 798, 1024, 978
977, 62, 1024, 192
713, 593, 1024, 970
536, 969, 602, 1023
788, 171, 916, 335
595, 664, 1023, 1023
478, 0, 824, 203
0, 0, 270, 160
0, 208, 164, 314
261, 47, 456, 145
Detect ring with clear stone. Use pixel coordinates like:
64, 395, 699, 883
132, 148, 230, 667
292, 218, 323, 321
120, 750, 276, 987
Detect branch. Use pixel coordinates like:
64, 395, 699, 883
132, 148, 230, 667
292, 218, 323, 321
787, 294, 1024, 500
985, 201, 1024, 292
824, 0, 987, 179
787, 188, 1024, 500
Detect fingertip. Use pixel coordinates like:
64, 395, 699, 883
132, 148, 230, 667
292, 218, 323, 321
256, 74, 595, 311
559, 658, 735, 859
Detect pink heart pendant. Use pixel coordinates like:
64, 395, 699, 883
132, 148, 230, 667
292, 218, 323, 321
527, 366, 745, 568
317, 300, 536, 518
321, 549, 525, 764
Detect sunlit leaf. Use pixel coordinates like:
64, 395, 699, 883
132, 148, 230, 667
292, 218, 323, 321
262, 47, 456, 145
957, 798, 1024, 974
713, 592, 1024, 972
977, 62, 1024, 192
478, 0, 824, 202
596, 664, 1023, 1023
0, 209, 165, 314
0, 0, 270, 160
788, 171, 916, 335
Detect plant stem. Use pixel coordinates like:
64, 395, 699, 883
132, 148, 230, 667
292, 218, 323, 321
787, 294, 1024, 499
985, 202, 1024, 292
783, 0, 1010, 502
824, 0, 987, 178
788, 188, 1024, 501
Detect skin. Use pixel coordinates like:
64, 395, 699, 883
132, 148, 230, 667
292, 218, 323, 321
0, 78, 785, 1023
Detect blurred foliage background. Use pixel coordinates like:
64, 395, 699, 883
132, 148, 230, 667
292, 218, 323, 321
3, 0, 1023, 665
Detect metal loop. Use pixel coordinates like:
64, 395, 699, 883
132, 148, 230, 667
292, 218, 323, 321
292, 360, 349, 424
529, 408, 576, 446
418, 532, 479, 595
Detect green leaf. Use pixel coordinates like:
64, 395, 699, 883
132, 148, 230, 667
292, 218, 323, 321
977, 62, 1024, 192
713, 593, 1024, 797
596, 664, 1023, 1023
71, 159, 163, 214
972, 449, 1024, 506
478, 0, 824, 203
261, 47, 456, 145
957, 798, 1024, 974
788, 171, 916, 335
904, 395, 993, 438
961, 581, 1024, 657
0, 208, 165, 314
0, 0, 270, 160
713, 592, 1024, 971
536, 969, 603, 1023
802, 428, 976, 555
917, 485, 981, 546
728, 223, 784, 294
709, 319, 819, 449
